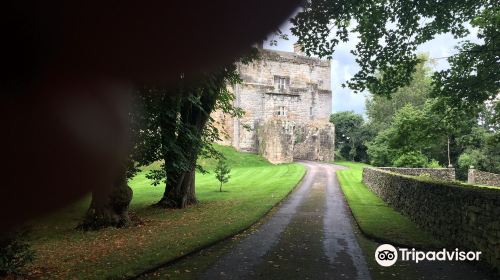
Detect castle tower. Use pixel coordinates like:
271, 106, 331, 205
213, 44, 334, 163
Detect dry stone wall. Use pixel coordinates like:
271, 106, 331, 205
362, 167, 500, 270
468, 169, 500, 186
378, 167, 456, 181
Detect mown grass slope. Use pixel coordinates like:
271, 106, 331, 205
26, 145, 305, 279
335, 161, 443, 249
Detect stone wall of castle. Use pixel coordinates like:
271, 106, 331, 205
293, 122, 335, 162
256, 119, 295, 164
213, 47, 334, 163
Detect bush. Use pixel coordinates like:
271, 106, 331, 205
427, 159, 441, 168
334, 149, 346, 161
393, 151, 429, 168
0, 231, 35, 276
367, 128, 398, 166
458, 152, 476, 169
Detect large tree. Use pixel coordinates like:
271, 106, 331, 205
131, 54, 254, 209
291, 0, 499, 172
367, 102, 443, 167
329, 111, 372, 162
365, 57, 432, 133
431, 7, 500, 115
78, 55, 255, 228
366, 97, 498, 175
78, 160, 136, 230
291, 0, 499, 110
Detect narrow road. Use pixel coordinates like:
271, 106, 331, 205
200, 161, 371, 280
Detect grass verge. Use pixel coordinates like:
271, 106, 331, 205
25, 145, 305, 279
334, 161, 443, 249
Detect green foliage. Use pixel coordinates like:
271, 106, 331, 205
364, 58, 456, 167
330, 111, 364, 135
334, 150, 346, 161
367, 102, 437, 166
388, 103, 436, 152
214, 159, 231, 192
367, 101, 449, 167
0, 231, 35, 276
365, 57, 432, 133
427, 159, 441, 168
458, 133, 500, 174
368, 98, 499, 176
490, 100, 500, 129
291, 0, 496, 102
293, 2, 499, 178
366, 128, 397, 166
132, 66, 241, 184
330, 111, 373, 162
393, 151, 429, 168
458, 152, 477, 169
431, 7, 500, 118
130, 51, 257, 194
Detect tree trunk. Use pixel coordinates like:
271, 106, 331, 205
78, 170, 133, 230
156, 72, 222, 209
155, 170, 197, 208
447, 135, 451, 167
220, 182, 222, 192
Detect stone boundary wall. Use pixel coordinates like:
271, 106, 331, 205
362, 167, 500, 270
468, 169, 500, 186
378, 167, 455, 181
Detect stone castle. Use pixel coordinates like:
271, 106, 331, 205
214, 44, 335, 163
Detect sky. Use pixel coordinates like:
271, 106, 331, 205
263, 20, 479, 117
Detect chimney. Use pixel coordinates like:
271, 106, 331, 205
293, 42, 305, 55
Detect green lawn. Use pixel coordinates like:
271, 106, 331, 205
335, 161, 443, 249
26, 145, 305, 279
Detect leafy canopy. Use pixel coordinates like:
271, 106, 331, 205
130, 62, 247, 186
365, 56, 432, 133
291, 0, 499, 107
431, 7, 500, 112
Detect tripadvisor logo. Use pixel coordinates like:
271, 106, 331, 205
375, 244, 482, 267
375, 244, 398, 267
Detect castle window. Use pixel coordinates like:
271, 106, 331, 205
277, 106, 287, 116
274, 76, 289, 91
309, 107, 313, 116
278, 77, 286, 90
